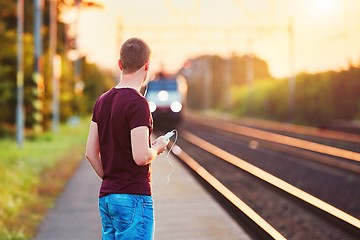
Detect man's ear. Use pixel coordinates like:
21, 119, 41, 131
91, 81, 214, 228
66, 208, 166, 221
144, 62, 149, 71
118, 60, 123, 70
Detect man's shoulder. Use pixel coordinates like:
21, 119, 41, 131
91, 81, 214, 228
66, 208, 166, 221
124, 89, 147, 102
97, 88, 146, 106
99, 88, 113, 100
94, 88, 111, 104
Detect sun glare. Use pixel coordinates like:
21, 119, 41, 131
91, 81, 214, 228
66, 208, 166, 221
314, 0, 341, 13
76, 0, 359, 78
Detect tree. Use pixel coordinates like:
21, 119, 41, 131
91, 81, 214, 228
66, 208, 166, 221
182, 54, 274, 111
0, 0, 112, 137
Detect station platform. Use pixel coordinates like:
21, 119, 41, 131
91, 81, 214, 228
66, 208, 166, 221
34, 150, 251, 240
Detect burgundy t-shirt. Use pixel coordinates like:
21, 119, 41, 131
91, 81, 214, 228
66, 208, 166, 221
92, 87, 153, 197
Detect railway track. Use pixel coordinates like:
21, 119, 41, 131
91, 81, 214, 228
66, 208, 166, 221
194, 112, 360, 152
158, 114, 360, 239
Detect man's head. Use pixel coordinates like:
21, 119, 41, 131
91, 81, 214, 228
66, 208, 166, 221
119, 38, 151, 74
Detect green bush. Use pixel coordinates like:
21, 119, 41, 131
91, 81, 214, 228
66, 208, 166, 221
0, 118, 89, 239
231, 66, 360, 126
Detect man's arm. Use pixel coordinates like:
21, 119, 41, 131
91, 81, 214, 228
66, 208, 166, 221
85, 121, 104, 179
131, 126, 168, 166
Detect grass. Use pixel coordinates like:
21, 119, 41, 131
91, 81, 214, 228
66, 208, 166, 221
0, 117, 90, 240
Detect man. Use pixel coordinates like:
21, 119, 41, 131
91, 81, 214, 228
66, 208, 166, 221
86, 37, 169, 239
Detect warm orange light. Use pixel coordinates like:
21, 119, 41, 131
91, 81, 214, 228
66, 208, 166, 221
74, 0, 360, 78
181, 130, 360, 230
314, 0, 341, 13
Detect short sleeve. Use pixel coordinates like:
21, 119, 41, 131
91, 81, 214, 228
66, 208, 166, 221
91, 98, 99, 123
128, 97, 152, 130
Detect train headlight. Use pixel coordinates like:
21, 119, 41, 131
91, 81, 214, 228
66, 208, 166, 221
148, 101, 157, 113
158, 90, 169, 101
170, 101, 182, 113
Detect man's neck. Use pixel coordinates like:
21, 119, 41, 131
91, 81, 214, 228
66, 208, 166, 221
116, 70, 145, 91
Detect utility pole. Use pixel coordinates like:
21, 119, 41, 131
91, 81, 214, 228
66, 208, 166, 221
224, 58, 233, 111
203, 57, 212, 111
288, 18, 296, 122
74, 0, 84, 95
33, 0, 44, 134
246, 54, 254, 115
49, 0, 60, 132
246, 36, 254, 115
72, 0, 102, 95
16, 0, 24, 147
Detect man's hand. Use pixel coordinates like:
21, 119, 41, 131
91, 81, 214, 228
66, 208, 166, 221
152, 136, 169, 155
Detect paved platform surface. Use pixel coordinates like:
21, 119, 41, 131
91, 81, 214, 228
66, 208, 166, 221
33, 158, 102, 240
34, 151, 251, 240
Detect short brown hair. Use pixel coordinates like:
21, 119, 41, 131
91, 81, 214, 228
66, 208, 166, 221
120, 38, 151, 74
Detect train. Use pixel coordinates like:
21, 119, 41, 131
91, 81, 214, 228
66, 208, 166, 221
144, 73, 187, 125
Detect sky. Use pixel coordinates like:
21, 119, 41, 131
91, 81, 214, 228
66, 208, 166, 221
63, 0, 360, 78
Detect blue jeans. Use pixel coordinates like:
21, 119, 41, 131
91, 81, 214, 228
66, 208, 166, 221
99, 194, 154, 240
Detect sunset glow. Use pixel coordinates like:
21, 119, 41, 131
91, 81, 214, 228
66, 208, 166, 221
314, 0, 341, 13
71, 0, 360, 78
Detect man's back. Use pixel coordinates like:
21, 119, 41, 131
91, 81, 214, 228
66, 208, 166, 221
92, 87, 153, 197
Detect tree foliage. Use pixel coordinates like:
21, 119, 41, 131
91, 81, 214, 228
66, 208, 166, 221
181, 53, 360, 126
182, 54, 273, 110
0, 0, 113, 136
232, 66, 360, 126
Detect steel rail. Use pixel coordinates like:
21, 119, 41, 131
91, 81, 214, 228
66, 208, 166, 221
187, 116, 360, 163
181, 130, 360, 231
189, 112, 360, 144
239, 118, 360, 144
227, 116, 360, 144
172, 144, 287, 240
262, 139, 360, 175
210, 127, 360, 175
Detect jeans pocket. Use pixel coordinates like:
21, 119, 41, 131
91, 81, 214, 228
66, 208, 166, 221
143, 202, 154, 221
108, 196, 136, 233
